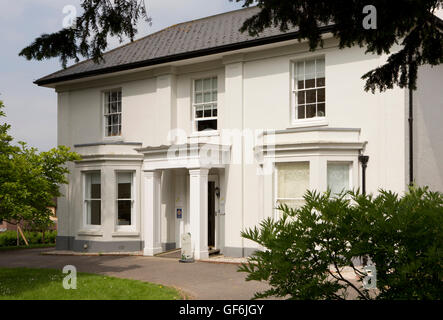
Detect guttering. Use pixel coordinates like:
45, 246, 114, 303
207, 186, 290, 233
358, 155, 369, 195
34, 25, 334, 86
408, 56, 414, 186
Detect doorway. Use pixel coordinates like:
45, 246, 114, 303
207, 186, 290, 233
208, 181, 216, 248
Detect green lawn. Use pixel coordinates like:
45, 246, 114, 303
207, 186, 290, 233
0, 267, 183, 300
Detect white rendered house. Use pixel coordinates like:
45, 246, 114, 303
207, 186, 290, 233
35, 7, 443, 258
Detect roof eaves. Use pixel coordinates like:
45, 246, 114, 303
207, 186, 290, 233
35, 24, 334, 87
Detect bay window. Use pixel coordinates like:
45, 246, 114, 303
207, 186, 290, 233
327, 163, 351, 195
116, 172, 134, 226
84, 172, 101, 226
276, 162, 310, 209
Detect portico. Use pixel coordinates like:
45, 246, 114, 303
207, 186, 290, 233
137, 143, 229, 260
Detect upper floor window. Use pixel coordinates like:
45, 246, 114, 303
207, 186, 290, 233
193, 77, 217, 132
104, 90, 122, 137
84, 171, 101, 226
293, 57, 325, 121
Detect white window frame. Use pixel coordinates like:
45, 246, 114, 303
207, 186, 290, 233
327, 161, 353, 196
192, 77, 218, 132
83, 171, 102, 229
103, 89, 122, 139
291, 56, 326, 125
115, 171, 136, 231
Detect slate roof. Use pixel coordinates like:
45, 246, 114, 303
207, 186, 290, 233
35, 7, 329, 86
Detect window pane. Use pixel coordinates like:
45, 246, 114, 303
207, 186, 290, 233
317, 103, 326, 117
90, 183, 101, 199
118, 172, 132, 198
212, 77, 217, 89
297, 80, 304, 90
317, 77, 325, 87
197, 119, 217, 131
306, 89, 316, 103
212, 90, 218, 101
87, 200, 101, 225
117, 200, 131, 225
317, 88, 325, 102
296, 61, 304, 80
306, 104, 316, 118
316, 58, 325, 77
277, 162, 310, 199
297, 91, 305, 104
195, 79, 203, 91
204, 92, 212, 103
112, 125, 120, 136
276, 199, 306, 210
327, 163, 350, 195
305, 60, 315, 80
204, 107, 212, 117
305, 79, 315, 89
203, 78, 212, 91
297, 105, 305, 119
86, 172, 101, 199
196, 106, 203, 118
195, 93, 203, 103
112, 114, 120, 125
110, 102, 118, 113
213, 107, 217, 117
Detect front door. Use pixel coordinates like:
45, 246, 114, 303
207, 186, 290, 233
207, 181, 216, 248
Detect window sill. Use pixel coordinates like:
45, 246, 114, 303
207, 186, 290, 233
111, 231, 140, 237
103, 136, 123, 142
288, 118, 328, 129
190, 130, 220, 138
78, 230, 103, 237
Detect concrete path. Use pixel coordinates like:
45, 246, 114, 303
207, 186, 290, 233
0, 248, 269, 300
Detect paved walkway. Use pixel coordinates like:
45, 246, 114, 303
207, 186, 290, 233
0, 248, 269, 300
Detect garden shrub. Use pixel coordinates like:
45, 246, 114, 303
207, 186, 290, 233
0, 230, 57, 247
239, 187, 442, 300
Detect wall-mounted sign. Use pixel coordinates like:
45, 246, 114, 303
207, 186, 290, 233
176, 207, 183, 219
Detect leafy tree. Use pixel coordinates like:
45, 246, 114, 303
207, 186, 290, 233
0, 100, 80, 241
234, 0, 443, 92
19, 0, 150, 68
239, 187, 443, 299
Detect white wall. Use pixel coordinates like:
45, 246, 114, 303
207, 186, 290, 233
56, 38, 418, 253
414, 64, 443, 191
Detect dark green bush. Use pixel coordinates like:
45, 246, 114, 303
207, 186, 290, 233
239, 187, 442, 300
0, 230, 57, 247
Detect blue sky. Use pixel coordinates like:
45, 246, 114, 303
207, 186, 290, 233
0, 0, 243, 151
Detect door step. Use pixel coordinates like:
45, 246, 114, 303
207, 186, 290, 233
209, 248, 220, 256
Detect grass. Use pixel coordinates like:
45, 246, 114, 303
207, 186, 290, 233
0, 243, 55, 251
0, 267, 183, 300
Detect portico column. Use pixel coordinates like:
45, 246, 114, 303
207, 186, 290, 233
189, 168, 209, 260
143, 170, 162, 256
